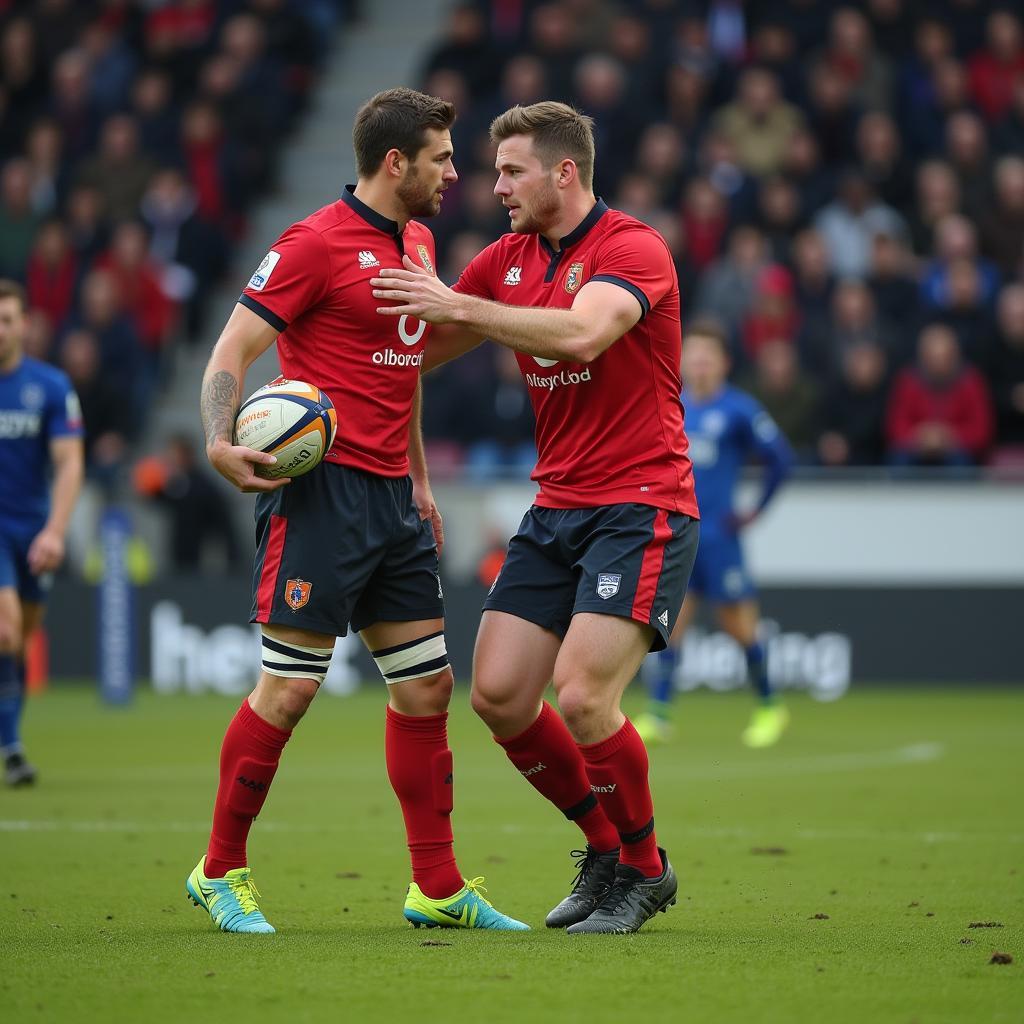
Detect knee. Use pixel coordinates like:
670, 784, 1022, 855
470, 674, 529, 734
555, 678, 606, 738
417, 666, 455, 713
266, 677, 318, 728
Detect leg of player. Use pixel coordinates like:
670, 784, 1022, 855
471, 610, 622, 928
0, 586, 32, 787
362, 617, 528, 931
718, 600, 789, 748
552, 613, 678, 935
635, 593, 700, 746
186, 622, 333, 934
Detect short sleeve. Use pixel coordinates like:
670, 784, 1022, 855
590, 228, 675, 317
239, 223, 331, 332
48, 374, 83, 439
451, 241, 501, 300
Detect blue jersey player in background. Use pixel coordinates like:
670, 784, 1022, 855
636, 318, 793, 749
0, 280, 84, 785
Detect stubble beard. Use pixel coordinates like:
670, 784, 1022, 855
511, 178, 561, 235
397, 165, 441, 219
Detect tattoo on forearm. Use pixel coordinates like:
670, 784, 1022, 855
201, 370, 239, 447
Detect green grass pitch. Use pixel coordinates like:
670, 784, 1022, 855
1, 685, 1020, 1023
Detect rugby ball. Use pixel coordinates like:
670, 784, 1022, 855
234, 377, 337, 479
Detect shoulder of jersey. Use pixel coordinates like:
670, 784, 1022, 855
22, 356, 70, 390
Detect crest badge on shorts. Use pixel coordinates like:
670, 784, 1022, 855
596, 573, 622, 600
416, 244, 434, 275
285, 578, 312, 610
564, 262, 585, 294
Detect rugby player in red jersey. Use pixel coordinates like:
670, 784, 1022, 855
373, 102, 699, 934
187, 88, 527, 934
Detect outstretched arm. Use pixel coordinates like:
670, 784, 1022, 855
373, 255, 642, 364
28, 435, 84, 574
201, 303, 287, 493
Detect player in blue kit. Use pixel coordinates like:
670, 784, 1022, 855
636, 318, 793, 748
0, 280, 84, 785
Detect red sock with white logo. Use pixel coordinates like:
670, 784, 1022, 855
385, 706, 464, 899
496, 702, 620, 852
578, 718, 662, 877
205, 699, 291, 879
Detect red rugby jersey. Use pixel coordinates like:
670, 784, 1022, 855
239, 186, 436, 477
454, 201, 698, 516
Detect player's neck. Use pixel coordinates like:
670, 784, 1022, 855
0, 349, 21, 376
540, 193, 598, 252
352, 180, 409, 231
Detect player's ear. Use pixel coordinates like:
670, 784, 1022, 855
383, 148, 405, 179
556, 159, 577, 188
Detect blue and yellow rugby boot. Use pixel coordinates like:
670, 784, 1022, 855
403, 876, 530, 931
186, 856, 275, 933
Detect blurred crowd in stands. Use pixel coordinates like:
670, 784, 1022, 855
0, 0, 350, 490
419, 0, 1024, 476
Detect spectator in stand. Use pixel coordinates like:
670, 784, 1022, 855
804, 56, 859, 167
59, 327, 135, 486
606, 10, 660, 110
856, 111, 914, 212
866, 0, 915, 59
818, 341, 891, 467
814, 168, 908, 279
421, 2, 504, 97
803, 277, 898, 378
646, 210, 699, 317
740, 339, 821, 460
980, 156, 1024, 279
633, 123, 687, 210
693, 224, 767, 344
0, 17, 46, 148
989, 284, 1024, 449
747, 20, 802, 103
179, 102, 236, 234
697, 130, 759, 224
462, 348, 537, 483
24, 118, 66, 217
140, 168, 229, 338
967, 9, 1024, 122
130, 69, 181, 167
756, 175, 803, 264
929, 257, 997, 369
920, 214, 1001, 310
66, 268, 142, 398
663, 62, 711, 140
135, 434, 241, 573
711, 67, 805, 179
790, 228, 835, 348
63, 183, 107, 272
900, 17, 954, 156
908, 159, 961, 255
781, 128, 835, 217
22, 307, 53, 362
817, 7, 893, 111
527, 2, 582, 99
96, 221, 176, 363
867, 230, 919, 354
74, 114, 156, 223
80, 21, 138, 119
247, 0, 321, 114
571, 54, 638, 194
0, 158, 41, 280
681, 176, 730, 274
886, 322, 995, 467
944, 111, 993, 222
993, 74, 1024, 155
47, 49, 98, 164
742, 264, 801, 364
25, 219, 76, 331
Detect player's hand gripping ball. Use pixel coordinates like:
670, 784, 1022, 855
234, 377, 337, 479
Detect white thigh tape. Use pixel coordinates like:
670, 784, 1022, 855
372, 630, 449, 685
261, 635, 334, 683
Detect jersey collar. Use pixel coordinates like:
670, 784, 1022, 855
341, 184, 402, 237
539, 198, 609, 257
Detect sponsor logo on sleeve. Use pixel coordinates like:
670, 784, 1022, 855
249, 250, 281, 291
416, 244, 434, 274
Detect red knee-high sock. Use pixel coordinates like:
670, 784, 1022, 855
496, 702, 620, 853
578, 718, 663, 877
385, 706, 463, 899
205, 699, 291, 878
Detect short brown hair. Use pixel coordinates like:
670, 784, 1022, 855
352, 87, 455, 177
0, 279, 26, 311
685, 316, 730, 352
490, 101, 596, 190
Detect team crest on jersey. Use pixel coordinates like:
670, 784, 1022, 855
564, 262, 585, 294
416, 244, 434, 274
20, 383, 45, 410
504, 266, 522, 286
285, 578, 312, 610
596, 573, 621, 600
